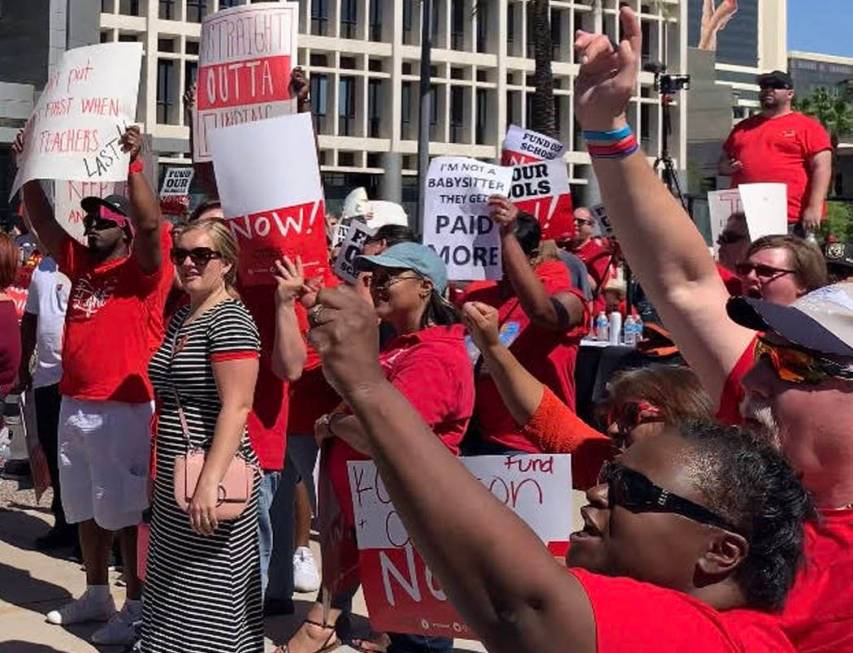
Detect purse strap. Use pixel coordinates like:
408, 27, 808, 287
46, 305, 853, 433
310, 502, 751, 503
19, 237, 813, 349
168, 316, 194, 452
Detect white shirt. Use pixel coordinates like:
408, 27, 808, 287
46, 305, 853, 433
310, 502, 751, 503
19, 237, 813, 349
24, 258, 69, 389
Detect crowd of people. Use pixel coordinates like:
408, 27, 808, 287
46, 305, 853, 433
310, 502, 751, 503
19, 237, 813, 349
0, 6, 851, 653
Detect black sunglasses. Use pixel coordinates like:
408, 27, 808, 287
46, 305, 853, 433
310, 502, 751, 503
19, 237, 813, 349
83, 215, 121, 232
734, 261, 796, 281
599, 461, 743, 535
170, 247, 223, 266
760, 82, 791, 91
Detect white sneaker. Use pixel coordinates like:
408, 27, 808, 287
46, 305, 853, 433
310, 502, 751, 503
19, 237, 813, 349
46, 588, 116, 625
91, 599, 142, 645
293, 546, 321, 593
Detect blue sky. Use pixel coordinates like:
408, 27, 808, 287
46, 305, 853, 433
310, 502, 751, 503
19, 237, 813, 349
788, 0, 853, 57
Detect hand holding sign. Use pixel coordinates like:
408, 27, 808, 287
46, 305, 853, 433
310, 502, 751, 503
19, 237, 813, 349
119, 125, 143, 161
487, 195, 519, 233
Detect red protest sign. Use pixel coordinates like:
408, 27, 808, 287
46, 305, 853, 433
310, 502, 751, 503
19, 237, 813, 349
509, 160, 574, 240
197, 55, 292, 110
348, 455, 572, 638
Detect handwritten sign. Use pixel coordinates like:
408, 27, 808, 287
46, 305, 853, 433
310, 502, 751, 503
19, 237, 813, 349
193, 3, 299, 162
160, 167, 194, 197
11, 42, 142, 197
333, 220, 374, 283
501, 124, 566, 166
210, 112, 328, 286
707, 189, 742, 252
509, 160, 574, 240
422, 157, 512, 281
348, 455, 572, 637
53, 180, 127, 243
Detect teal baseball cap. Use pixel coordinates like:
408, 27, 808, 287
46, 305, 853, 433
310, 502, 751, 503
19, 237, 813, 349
355, 242, 448, 294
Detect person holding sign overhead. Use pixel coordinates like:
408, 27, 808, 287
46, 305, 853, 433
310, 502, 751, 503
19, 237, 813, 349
459, 198, 589, 456
14, 125, 173, 646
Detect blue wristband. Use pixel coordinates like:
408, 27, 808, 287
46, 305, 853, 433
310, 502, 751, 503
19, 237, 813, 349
583, 125, 632, 142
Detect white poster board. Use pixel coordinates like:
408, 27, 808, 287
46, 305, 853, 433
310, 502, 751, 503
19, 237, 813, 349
422, 157, 512, 281
160, 167, 194, 198
738, 183, 788, 241
333, 220, 375, 283
53, 180, 127, 244
11, 42, 143, 197
209, 112, 328, 285
194, 3, 299, 162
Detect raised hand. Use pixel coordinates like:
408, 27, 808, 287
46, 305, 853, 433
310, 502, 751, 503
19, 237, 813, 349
272, 255, 306, 305
290, 66, 310, 111
119, 125, 143, 161
462, 301, 500, 352
573, 6, 642, 131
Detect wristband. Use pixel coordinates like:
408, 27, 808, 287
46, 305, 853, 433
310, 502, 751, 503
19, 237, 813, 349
586, 131, 640, 159
583, 124, 632, 142
129, 158, 144, 175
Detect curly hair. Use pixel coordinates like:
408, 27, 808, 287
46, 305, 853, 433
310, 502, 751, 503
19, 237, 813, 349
677, 420, 815, 611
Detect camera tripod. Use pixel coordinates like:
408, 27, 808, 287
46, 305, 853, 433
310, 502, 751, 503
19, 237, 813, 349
653, 91, 686, 209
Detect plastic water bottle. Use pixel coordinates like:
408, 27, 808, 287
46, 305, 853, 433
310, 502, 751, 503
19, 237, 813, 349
594, 312, 610, 341
634, 315, 644, 343
623, 316, 638, 346
805, 230, 818, 246
608, 311, 623, 346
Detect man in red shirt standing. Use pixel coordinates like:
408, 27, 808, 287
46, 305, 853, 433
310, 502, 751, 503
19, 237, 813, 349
720, 70, 833, 235
561, 206, 614, 313
16, 127, 172, 646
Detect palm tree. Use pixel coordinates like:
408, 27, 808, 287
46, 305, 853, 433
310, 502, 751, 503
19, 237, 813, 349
795, 86, 853, 142
529, 0, 557, 139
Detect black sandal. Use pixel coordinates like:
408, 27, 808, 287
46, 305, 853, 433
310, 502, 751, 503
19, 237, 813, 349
275, 618, 341, 653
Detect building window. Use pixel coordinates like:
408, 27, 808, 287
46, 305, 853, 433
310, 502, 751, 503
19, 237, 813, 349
185, 61, 198, 91
119, 0, 140, 15
401, 82, 412, 136
338, 76, 356, 136
507, 4, 515, 49
311, 0, 329, 36
102, 0, 112, 12
159, 0, 175, 19
430, 84, 439, 140
157, 59, 175, 124
368, 79, 382, 137
476, 1, 489, 53
450, 86, 465, 142
186, 0, 207, 23
220, 0, 242, 7
100, 31, 111, 43
403, 0, 415, 43
451, 1, 465, 50
185, 40, 199, 55
369, 0, 382, 41
118, 33, 138, 42
341, 0, 357, 39
476, 89, 487, 144
311, 74, 328, 117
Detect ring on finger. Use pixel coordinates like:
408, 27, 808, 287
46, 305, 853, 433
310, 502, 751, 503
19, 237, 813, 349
308, 305, 324, 327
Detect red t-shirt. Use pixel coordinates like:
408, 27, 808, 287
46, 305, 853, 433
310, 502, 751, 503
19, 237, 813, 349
240, 285, 289, 471
570, 568, 795, 652
58, 228, 174, 403
778, 508, 853, 652
573, 238, 614, 314
716, 337, 758, 426
724, 112, 832, 223
462, 260, 589, 452
0, 301, 21, 396
329, 324, 475, 523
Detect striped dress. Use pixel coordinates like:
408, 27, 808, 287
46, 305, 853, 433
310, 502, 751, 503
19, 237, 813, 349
142, 299, 263, 653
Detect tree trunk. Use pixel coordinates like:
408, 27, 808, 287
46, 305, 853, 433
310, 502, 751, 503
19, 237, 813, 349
531, 0, 557, 138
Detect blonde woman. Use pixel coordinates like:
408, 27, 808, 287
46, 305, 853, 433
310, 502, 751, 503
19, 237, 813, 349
143, 220, 263, 652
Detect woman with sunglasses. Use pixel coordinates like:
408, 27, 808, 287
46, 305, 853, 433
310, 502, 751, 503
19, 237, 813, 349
143, 219, 263, 652
280, 243, 472, 653
463, 301, 713, 486
306, 284, 813, 653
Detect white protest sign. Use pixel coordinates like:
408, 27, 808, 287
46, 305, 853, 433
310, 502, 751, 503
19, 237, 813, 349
210, 112, 328, 285
333, 221, 375, 283
707, 189, 743, 251
53, 180, 127, 244
501, 124, 566, 166
738, 183, 788, 241
11, 42, 142, 197
422, 157, 512, 281
590, 204, 612, 239
160, 167, 194, 198
194, 3, 299, 162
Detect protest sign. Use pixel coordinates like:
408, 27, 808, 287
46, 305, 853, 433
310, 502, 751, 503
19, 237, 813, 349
738, 183, 788, 241
11, 42, 143, 197
707, 189, 742, 252
54, 180, 127, 244
509, 159, 574, 240
194, 3, 299, 162
160, 167, 194, 197
210, 112, 328, 286
590, 204, 613, 239
501, 124, 566, 166
349, 454, 572, 637
422, 157, 513, 281
333, 220, 375, 283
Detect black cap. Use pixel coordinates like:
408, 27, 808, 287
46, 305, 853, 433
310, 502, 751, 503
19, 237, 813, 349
80, 194, 131, 217
757, 70, 793, 89
825, 242, 853, 270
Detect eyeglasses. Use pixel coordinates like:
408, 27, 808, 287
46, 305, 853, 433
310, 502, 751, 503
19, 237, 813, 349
734, 261, 797, 281
83, 216, 120, 232
575, 218, 594, 226
602, 400, 665, 442
598, 461, 743, 534
754, 337, 853, 385
760, 82, 790, 91
369, 272, 422, 293
170, 247, 223, 266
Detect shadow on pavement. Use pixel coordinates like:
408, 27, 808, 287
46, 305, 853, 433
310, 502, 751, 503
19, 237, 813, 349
0, 560, 72, 614
0, 506, 52, 552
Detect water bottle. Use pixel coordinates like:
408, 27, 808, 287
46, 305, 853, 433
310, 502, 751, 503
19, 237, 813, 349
594, 312, 610, 341
634, 315, 644, 344
608, 311, 623, 346
623, 316, 637, 346
805, 230, 818, 246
